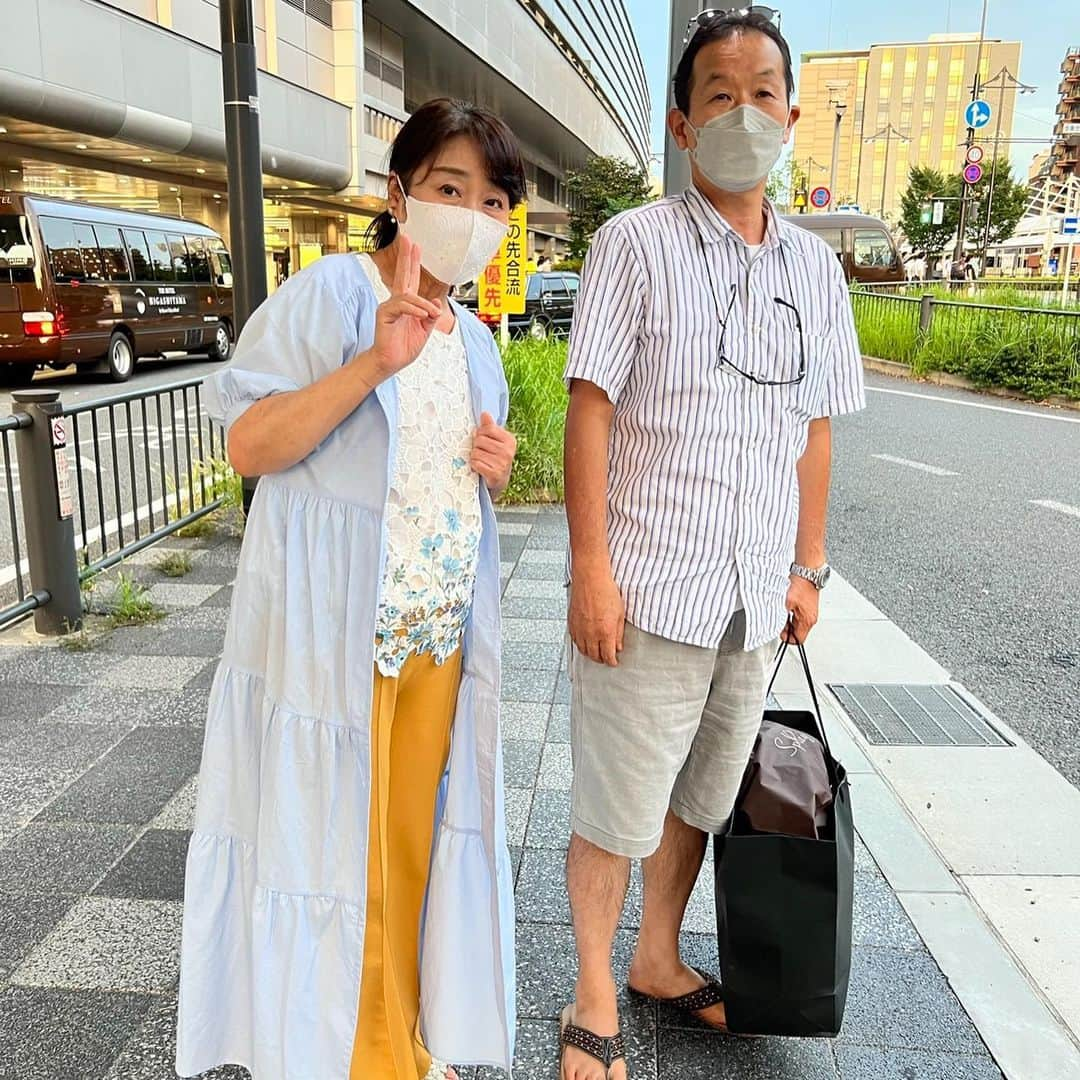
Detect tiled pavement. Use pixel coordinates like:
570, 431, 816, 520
0, 506, 1003, 1079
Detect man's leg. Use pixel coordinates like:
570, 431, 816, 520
628, 611, 774, 1028
564, 833, 630, 1080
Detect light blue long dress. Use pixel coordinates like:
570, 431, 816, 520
174, 254, 517, 1079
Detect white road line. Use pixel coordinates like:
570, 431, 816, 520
866, 385, 1080, 425
1030, 499, 1080, 520
872, 453, 959, 477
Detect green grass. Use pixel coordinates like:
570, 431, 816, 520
851, 290, 1080, 401
154, 551, 193, 577
500, 338, 569, 504
107, 572, 165, 627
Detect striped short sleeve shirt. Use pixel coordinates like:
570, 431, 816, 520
564, 184, 866, 651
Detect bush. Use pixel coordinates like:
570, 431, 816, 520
500, 338, 568, 504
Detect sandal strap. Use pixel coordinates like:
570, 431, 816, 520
666, 969, 724, 1014
561, 1022, 626, 1068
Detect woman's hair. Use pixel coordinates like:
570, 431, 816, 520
364, 98, 527, 251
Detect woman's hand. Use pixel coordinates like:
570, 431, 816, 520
470, 411, 516, 496
367, 235, 442, 380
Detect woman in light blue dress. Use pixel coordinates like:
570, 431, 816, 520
175, 99, 524, 1080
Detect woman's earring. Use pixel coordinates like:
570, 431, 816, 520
388, 212, 397, 224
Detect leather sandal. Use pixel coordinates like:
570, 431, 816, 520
559, 1003, 626, 1078
627, 966, 758, 1038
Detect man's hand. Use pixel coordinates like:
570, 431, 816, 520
568, 572, 625, 667
782, 575, 820, 643
470, 411, 516, 496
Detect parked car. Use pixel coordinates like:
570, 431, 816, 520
0, 190, 234, 386
455, 271, 579, 339
781, 212, 904, 285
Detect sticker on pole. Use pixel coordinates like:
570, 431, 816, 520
810, 186, 831, 209
50, 416, 73, 520
965, 145, 985, 165
963, 163, 984, 185
964, 100, 992, 130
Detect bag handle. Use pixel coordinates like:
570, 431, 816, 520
765, 618, 839, 784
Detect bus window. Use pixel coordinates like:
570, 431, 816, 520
122, 229, 154, 281
0, 214, 35, 283
211, 247, 233, 287
146, 231, 175, 282
185, 236, 212, 283
41, 217, 86, 281
168, 234, 193, 282
73, 223, 105, 281
94, 225, 131, 282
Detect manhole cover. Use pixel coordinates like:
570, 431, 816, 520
827, 684, 1011, 747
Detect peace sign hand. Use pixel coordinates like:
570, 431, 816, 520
369, 234, 442, 380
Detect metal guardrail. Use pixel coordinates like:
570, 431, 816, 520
1, 377, 227, 634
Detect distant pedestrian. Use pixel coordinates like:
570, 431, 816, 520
536, 253, 553, 272
175, 99, 522, 1080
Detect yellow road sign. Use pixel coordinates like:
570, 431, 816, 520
478, 201, 528, 319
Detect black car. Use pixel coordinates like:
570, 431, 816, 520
455, 271, 579, 339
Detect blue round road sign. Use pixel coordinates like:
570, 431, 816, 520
964, 100, 992, 130
810, 186, 831, 208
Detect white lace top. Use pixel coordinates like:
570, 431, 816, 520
358, 254, 482, 678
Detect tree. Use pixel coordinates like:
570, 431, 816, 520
565, 156, 653, 257
766, 157, 809, 213
899, 166, 960, 260
964, 158, 1029, 255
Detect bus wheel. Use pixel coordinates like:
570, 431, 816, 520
1, 363, 36, 388
208, 321, 232, 362
107, 331, 135, 382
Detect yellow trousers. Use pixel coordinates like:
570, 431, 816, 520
349, 648, 462, 1080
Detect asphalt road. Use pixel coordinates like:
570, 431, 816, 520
829, 373, 1080, 787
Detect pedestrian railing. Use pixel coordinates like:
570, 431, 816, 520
1, 377, 228, 634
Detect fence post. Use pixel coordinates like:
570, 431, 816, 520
11, 390, 82, 635
919, 294, 934, 337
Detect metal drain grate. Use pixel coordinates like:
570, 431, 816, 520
827, 684, 1011, 747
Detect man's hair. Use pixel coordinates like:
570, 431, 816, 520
673, 13, 795, 115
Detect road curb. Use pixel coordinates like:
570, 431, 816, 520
861, 356, 1080, 413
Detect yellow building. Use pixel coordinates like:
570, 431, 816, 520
794, 33, 1022, 219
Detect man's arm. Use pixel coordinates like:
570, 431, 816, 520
565, 381, 625, 666
785, 417, 831, 643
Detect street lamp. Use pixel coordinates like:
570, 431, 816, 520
826, 82, 849, 207
863, 124, 910, 218
979, 67, 1038, 262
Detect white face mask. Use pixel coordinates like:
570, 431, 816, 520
395, 179, 509, 286
686, 105, 789, 193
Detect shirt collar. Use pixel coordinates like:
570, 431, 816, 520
682, 183, 801, 257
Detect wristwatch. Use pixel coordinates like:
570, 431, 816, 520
790, 562, 831, 590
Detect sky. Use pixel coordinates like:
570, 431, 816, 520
624, 1, 1080, 179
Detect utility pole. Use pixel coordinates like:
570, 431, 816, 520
1064, 177, 1079, 302
827, 83, 849, 208
664, 0, 703, 195
864, 124, 910, 218
954, 0, 990, 262
219, 0, 267, 514
979, 67, 1037, 262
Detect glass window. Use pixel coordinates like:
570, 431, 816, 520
563, 275, 580, 294
93, 225, 130, 281
123, 229, 154, 280
40, 217, 85, 281
72, 223, 105, 281
526, 274, 542, 300
814, 228, 845, 255
210, 246, 232, 286
146, 231, 175, 282
541, 277, 568, 298
185, 236, 212, 283
0, 215, 36, 283
854, 229, 896, 268
168, 235, 192, 282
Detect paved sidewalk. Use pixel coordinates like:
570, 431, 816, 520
0, 506, 1004, 1079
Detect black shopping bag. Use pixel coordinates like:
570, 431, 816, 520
713, 633, 854, 1037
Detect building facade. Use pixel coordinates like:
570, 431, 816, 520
0, 0, 649, 290
794, 33, 1022, 220
1050, 45, 1080, 186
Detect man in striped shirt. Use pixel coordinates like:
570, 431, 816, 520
559, 11, 865, 1077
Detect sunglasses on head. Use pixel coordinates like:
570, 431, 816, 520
683, 6, 782, 46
